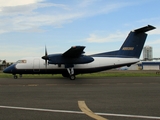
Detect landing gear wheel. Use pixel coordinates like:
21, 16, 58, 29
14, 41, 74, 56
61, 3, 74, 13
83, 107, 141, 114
14, 75, 18, 79
70, 75, 76, 80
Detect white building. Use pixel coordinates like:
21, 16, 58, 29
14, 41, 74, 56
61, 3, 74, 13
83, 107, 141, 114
127, 61, 160, 70
143, 46, 153, 60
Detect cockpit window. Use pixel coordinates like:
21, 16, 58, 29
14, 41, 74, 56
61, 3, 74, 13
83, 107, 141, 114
16, 60, 27, 63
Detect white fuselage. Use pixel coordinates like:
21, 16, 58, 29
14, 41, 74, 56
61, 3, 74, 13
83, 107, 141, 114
15, 57, 139, 71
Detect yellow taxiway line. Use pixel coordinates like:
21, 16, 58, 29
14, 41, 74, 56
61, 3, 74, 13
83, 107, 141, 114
78, 101, 108, 120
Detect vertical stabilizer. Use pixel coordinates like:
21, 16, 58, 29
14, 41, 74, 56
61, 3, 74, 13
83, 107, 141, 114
117, 25, 155, 58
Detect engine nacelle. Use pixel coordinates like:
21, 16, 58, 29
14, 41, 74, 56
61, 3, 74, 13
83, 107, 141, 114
48, 54, 94, 64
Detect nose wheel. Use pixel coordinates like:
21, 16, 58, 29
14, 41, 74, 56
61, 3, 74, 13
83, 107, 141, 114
13, 75, 18, 79
13, 74, 23, 79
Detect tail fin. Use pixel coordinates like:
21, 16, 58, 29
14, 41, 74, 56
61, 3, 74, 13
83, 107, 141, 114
118, 25, 155, 58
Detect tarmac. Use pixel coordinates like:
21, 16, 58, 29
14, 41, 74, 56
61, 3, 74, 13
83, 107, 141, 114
0, 77, 160, 120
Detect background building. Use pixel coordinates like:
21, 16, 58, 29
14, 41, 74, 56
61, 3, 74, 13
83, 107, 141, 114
143, 46, 153, 61
0, 60, 7, 70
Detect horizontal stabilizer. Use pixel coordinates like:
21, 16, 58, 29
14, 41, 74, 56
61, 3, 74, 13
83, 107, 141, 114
133, 25, 156, 33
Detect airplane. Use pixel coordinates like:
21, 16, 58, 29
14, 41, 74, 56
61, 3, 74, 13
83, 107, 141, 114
3, 25, 155, 80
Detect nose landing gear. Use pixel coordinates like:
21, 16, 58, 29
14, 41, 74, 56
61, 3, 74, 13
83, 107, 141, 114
13, 74, 18, 79
13, 74, 22, 79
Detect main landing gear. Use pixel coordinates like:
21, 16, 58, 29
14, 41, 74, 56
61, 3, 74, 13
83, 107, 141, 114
67, 67, 76, 80
70, 74, 76, 80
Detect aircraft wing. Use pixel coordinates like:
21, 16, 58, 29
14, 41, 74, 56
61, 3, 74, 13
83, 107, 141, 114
62, 46, 85, 58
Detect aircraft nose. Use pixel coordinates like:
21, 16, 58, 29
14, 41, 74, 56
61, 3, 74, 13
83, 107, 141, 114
3, 64, 15, 73
3, 67, 11, 73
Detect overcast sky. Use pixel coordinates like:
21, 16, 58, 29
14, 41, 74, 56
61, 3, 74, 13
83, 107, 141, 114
0, 0, 160, 61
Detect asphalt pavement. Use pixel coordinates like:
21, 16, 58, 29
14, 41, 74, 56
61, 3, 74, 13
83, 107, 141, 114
0, 77, 160, 120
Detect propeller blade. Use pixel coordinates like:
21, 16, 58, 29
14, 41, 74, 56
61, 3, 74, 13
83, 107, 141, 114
42, 46, 49, 60
42, 46, 49, 69
45, 46, 48, 57
45, 59, 47, 69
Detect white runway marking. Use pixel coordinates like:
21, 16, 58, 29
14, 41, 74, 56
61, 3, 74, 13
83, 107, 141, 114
0, 105, 160, 119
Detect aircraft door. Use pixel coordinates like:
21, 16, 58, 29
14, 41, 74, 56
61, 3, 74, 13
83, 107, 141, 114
33, 58, 40, 72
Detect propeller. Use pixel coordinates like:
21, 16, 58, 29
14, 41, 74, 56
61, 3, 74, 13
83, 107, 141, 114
42, 46, 49, 68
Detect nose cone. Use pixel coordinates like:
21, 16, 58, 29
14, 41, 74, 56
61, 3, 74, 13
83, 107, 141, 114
3, 67, 11, 73
3, 64, 15, 73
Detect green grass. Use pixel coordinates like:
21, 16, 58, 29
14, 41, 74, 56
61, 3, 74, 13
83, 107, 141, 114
0, 70, 160, 78
78, 70, 160, 78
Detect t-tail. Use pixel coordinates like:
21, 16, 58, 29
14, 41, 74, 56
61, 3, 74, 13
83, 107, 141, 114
91, 25, 155, 58
117, 25, 155, 58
